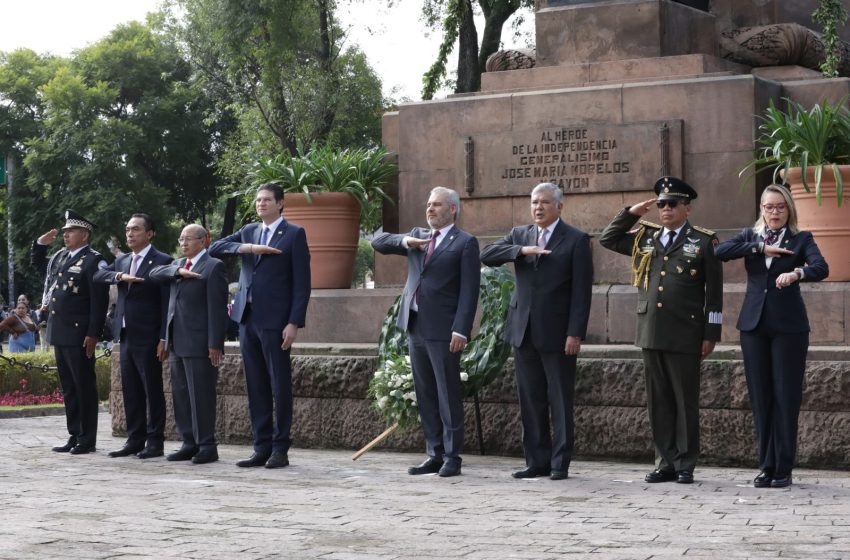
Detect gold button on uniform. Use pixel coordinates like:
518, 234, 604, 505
657, 302, 663, 308
658, 286, 664, 292
663, 256, 669, 261
661, 271, 666, 276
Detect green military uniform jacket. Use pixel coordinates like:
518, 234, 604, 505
599, 207, 723, 354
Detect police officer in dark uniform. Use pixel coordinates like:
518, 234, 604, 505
31, 210, 109, 454
599, 177, 723, 484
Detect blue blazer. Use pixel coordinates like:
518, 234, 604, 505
209, 220, 311, 331
372, 225, 480, 341
715, 228, 828, 333
93, 246, 173, 345
480, 219, 593, 351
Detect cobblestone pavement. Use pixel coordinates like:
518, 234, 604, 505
2, 413, 850, 560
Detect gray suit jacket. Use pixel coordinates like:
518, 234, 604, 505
372, 225, 480, 341
149, 253, 228, 358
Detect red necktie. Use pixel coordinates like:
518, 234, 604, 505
185, 259, 192, 270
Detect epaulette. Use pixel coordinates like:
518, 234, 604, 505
692, 225, 716, 236
638, 219, 662, 230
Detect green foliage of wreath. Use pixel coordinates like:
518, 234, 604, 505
368, 266, 515, 431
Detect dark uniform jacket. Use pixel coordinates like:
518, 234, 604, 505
31, 242, 109, 347
715, 228, 828, 333
599, 208, 722, 354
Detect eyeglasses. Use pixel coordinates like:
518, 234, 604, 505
177, 236, 205, 243
762, 203, 787, 213
656, 200, 681, 209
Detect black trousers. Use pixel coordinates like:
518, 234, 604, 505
55, 345, 99, 447
641, 349, 701, 473
239, 305, 293, 455
740, 322, 809, 476
407, 312, 464, 463
513, 338, 576, 472
120, 341, 166, 448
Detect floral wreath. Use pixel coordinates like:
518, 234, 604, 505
368, 266, 515, 431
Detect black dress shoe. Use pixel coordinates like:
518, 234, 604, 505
676, 471, 694, 484
108, 443, 144, 458
408, 457, 443, 475
753, 471, 773, 488
69, 444, 96, 455
237, 452, 271, 468
644, 469, 677, 483
52, 437, 77, 453
265, 451, 290, 469
438, 462, 461, 477
550, 470, 569, 480
771, 474, 792, 488
192, 449, 219, 464
167, 446, 199, 461
512, 466, 551, 479
136, 447, 164, 459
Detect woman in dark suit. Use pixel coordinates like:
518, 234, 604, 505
716, 184, 828, 488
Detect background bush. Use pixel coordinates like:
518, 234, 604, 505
0, 351, 112, 401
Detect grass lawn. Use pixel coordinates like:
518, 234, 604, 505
0, 403, 65, 411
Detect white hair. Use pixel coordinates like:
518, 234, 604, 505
430, 186, 461, 220
531, 182, 562, 204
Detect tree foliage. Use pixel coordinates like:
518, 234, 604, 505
421, 0, 534, 99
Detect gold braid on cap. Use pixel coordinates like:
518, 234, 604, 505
631, 227, 652, 290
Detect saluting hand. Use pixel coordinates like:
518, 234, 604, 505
244, 244, 282, 255
404, 236, 430, 251
764, 245, 794, 258
176, 268, 202, 279
119, 274, 144, 283
628, 198, 658, 216
520, 246, 551, 256
38, 229, 59, 245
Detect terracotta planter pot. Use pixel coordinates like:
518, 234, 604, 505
284, 192, 360, 289
784, 165, 850, 281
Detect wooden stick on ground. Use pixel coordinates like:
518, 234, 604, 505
351, 422, 399, 460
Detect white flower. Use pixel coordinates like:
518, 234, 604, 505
385, 360, 394, 369
460, 371, 469, 382
377, 396, 388, 409
403, 391, 417, 402
390, 389, 402, 398
373, 370, 382, 378
404, 355, 411, 364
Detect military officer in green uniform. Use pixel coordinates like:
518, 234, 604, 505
32, 210, 109, 455
599, 177, 722, 484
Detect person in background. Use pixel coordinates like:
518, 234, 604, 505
715, 184, 828, 488
5, 301, 38, 353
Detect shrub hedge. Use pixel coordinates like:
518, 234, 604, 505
0, 350, 112, 401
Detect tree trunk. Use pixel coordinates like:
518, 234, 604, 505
455, 0, 481, 93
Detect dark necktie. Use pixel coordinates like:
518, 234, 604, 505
664, 230, 677, 251
424, 231, 440, 264
764, 228, 783, 246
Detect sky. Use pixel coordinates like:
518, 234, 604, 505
0, 0, 533, 101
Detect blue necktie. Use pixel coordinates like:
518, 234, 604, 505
260, 227, 270, 247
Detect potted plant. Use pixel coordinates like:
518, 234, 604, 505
251, 146, 396, 289
740, 96, 850, 279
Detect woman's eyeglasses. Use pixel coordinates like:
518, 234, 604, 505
762, 203, 787, 213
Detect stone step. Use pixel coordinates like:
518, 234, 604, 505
478, 54, 750, 94
290, 342, 850, 362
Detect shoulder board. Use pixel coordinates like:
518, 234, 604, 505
88, 249, 103, 257
692, 225, 716, 236
638, 219, 662, 230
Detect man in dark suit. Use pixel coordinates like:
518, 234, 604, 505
94, 213, 173, 459
372, 186, 480, 478
599, 176, 723, 484
481, 182, 593, 481
32, 210, 109, 454
150, 224, 228, 465
209, 183, 311, 469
